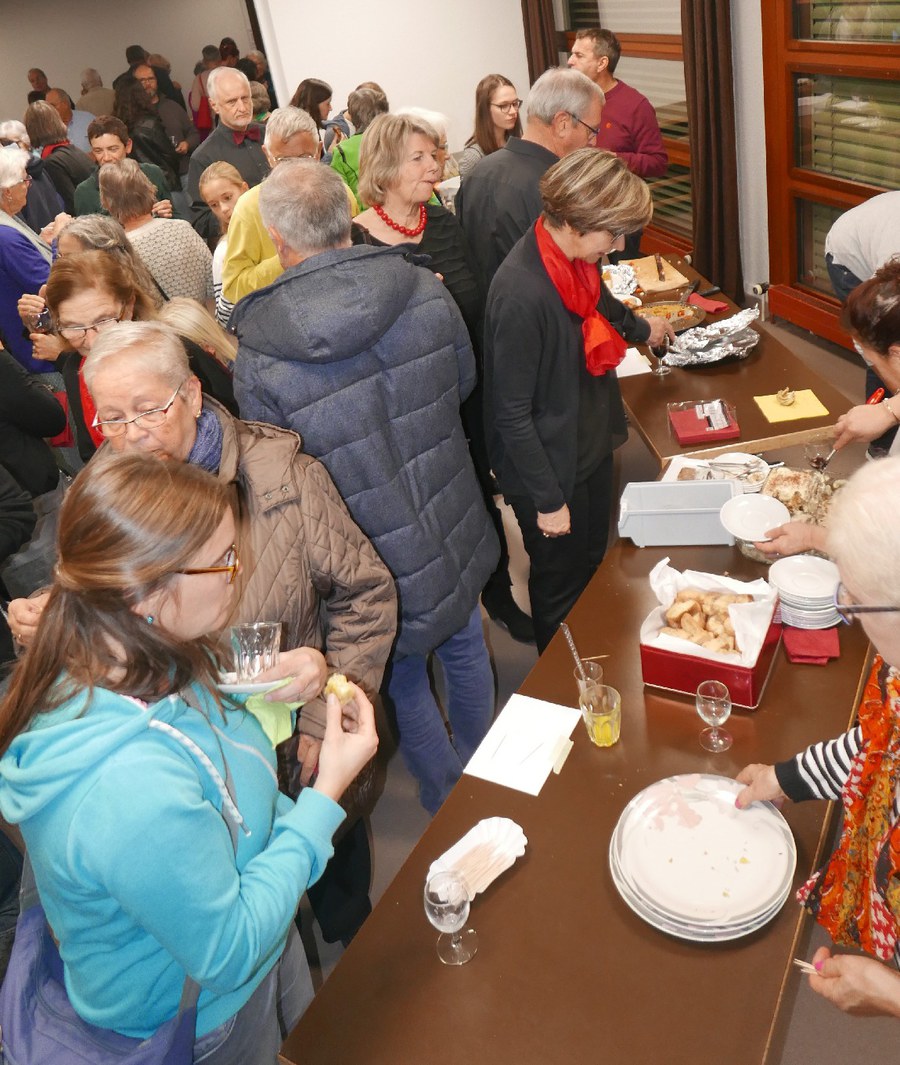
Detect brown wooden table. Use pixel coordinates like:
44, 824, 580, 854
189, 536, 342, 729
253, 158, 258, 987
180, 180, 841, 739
620, 257, 855, 463
281, 533, 871, 1065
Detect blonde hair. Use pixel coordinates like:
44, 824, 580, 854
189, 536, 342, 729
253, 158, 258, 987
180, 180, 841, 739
158, 298, 237, 365
540, 149, 652, 236
358, 112, 439, 207
198, 160, 245, 195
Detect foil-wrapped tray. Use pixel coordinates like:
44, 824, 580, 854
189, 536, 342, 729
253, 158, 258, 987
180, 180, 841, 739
663, 308, 761, 368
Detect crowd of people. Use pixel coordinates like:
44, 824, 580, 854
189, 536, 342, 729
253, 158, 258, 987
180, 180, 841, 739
0, 23, 898, 1063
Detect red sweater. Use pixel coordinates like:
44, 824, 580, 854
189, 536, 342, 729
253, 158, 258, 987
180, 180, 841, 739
595, 80, 668, 178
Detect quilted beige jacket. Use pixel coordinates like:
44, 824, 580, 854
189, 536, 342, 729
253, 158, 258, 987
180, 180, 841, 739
212, 400, 398, 740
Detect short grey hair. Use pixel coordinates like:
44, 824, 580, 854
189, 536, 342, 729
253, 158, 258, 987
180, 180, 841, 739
827, 457, 900, 608
250, 82, 270, 115
81, 68, 103, 91
0, 147, 28, 189
525, 67, 604, 126
346, 88, 388, 134
207, 67, 250, 104
0, 121, 28, 147
259, 159, 351, 257
397, 106, 449, 144
84, 321, 190, 393
264, 105, 318, 148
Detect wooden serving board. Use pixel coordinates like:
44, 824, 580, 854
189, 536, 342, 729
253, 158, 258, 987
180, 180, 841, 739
621, 255, 689, 294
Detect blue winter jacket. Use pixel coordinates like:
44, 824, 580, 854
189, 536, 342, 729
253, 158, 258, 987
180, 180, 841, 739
232, 244, 499, 658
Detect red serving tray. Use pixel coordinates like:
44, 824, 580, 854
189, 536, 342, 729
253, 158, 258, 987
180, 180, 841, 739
640, 620, 783, 710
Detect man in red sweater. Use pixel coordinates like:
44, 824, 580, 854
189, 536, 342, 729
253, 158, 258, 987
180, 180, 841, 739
569, 27, 667, 259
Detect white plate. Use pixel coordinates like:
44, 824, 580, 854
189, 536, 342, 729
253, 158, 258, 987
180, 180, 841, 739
218, 672, 284, 695
720, 494, 790, 542
612, 774, 796, 926
714, 452, 770, 493
769, 556, 840, 600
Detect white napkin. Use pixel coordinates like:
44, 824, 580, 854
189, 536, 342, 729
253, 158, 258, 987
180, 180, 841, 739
428, 817, 527, 898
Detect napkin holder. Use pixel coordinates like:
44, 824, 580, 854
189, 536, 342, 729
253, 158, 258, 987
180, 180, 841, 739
668, 400, 740, 445
618, 480, 739, 547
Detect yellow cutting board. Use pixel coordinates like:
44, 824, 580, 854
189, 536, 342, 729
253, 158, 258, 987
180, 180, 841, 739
620, 255, 689, 294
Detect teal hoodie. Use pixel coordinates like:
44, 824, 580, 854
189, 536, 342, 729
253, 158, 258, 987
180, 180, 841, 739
0, 681, 344, 1039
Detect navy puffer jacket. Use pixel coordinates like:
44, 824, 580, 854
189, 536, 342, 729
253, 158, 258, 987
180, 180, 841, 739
232, 244, 498, 657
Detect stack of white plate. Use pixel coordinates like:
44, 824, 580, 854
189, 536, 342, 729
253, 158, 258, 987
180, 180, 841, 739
609, 774, 796, 942
768, 555, 841, 629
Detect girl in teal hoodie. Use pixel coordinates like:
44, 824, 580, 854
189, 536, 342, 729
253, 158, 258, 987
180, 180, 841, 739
0, 452, 378, 1061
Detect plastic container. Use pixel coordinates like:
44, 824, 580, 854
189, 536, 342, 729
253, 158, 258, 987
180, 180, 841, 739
618, 480, 739, 547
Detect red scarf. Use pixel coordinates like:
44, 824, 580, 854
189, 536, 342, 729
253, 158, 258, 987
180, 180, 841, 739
797, 656, 900, 960
534, 217, 627, 376
77, 358, 104, 449
40, 141, 70, 158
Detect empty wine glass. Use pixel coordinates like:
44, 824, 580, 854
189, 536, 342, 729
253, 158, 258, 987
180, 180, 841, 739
696, 679, 732, 753
423, 869, 478, 965
649, 336, 672, 376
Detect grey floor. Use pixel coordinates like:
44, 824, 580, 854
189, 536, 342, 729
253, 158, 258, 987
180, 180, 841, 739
302, 318, 899, 1060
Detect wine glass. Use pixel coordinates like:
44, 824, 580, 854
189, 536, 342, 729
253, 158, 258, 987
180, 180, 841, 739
423, 870, 478, 965
649, 337, 672, 376
696, 679, 732, 753
804, 439, 834, 472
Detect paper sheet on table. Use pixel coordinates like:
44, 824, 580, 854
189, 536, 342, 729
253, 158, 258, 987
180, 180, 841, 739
754, 390, 829, 423
616, 346, 653, 378
464, 694, 581, 796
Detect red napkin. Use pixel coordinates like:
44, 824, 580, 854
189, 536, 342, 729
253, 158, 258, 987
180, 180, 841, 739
783, 626, 840, 665
689, 293, 729, 313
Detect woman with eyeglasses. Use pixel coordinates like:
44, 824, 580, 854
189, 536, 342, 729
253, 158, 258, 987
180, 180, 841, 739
458, 74, 522, 180
0, 451, 380, 1061
7, 319, 397, 947
736, 456, 900, 1020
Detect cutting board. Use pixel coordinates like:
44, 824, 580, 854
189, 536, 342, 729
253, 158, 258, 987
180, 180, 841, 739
621, 255, 689, 294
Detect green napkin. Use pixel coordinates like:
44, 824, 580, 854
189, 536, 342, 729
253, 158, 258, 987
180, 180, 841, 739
244, 678, 304, 747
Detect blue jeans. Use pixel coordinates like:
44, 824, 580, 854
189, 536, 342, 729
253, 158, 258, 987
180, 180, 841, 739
824, 253, 863, 304
385, 606, 495, 815
192, 925, 311, 1064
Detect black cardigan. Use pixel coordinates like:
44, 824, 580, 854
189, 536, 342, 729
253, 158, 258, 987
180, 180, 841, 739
0, 351, 66, 497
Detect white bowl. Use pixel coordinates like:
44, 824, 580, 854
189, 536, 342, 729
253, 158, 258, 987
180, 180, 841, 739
719, 494, 790, 542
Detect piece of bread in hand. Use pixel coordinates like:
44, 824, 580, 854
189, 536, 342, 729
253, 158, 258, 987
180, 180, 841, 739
324, 673, 355, 705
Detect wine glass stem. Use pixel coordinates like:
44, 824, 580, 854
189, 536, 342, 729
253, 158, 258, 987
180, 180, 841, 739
450, 931, 462, 949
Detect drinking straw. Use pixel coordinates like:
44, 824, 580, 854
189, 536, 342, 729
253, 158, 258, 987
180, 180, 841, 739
560, 623, 587, 684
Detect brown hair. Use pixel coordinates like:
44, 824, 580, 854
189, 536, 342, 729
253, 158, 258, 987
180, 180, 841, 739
358, 112, 439, 207
87, 115, 130, 145
98, 158, 156, 223
843, 257, 900, 357
45, 249, 158, 323
290, 78, 332, 130
540, 148, 652, 236
347, 88, 388, 134
0, 454, 231, 755
23, 100, 68, 148
575, 27, 622, 74
466, 74, 521, 155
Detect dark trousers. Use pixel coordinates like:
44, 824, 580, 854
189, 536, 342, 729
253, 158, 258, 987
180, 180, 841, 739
306, 817, 372, 944
508, 456, 615, 654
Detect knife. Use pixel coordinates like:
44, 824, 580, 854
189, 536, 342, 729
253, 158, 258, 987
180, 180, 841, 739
680, 279, 701, 305
654, 252, 666, 282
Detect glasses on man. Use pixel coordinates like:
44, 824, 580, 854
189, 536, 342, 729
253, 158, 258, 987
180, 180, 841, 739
833, 581, 900, 625
178, 544, 240, 584
91, 385, 183, 438
58, 307, 124, 344
492, 99, 523, 114
569, 112, 600, 140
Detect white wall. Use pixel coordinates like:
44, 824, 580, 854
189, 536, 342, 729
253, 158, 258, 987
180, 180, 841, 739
731, 2, 770, 292
254, 0, 531, 154
0, 0, 254, 123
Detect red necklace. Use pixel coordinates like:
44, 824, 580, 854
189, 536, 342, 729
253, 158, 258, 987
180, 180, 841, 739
373, 202, 427, 237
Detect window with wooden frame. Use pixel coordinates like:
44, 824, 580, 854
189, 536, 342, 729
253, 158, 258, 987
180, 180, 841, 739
562, 0, 692, 257
761, 1, 899, 349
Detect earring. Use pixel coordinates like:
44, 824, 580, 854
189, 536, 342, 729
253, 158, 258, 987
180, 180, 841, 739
146, 615, 154, 625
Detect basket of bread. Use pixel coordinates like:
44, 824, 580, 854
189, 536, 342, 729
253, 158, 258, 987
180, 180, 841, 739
639, 559, 781, 709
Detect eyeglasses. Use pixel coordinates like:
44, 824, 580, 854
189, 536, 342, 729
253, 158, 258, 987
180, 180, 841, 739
492, 99, 522, 114
136, 75, 156, 85
91, 385, 183, 437
178, 544, 240, 584
3, 175, 32, 191
569, 112, 600, 140
58, 307, 124, 344
833, 581, 900, 625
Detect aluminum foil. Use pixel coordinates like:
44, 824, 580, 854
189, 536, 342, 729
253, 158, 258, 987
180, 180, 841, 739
662, 307, 761, 367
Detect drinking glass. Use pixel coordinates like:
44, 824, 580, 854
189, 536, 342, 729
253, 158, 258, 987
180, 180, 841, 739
649, 337, 672, 376
231, 622, 281, 681
804, 439, 833, 472
423, 870, 477, 965
696, 679, 732, 753
575, 665, 621, 747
